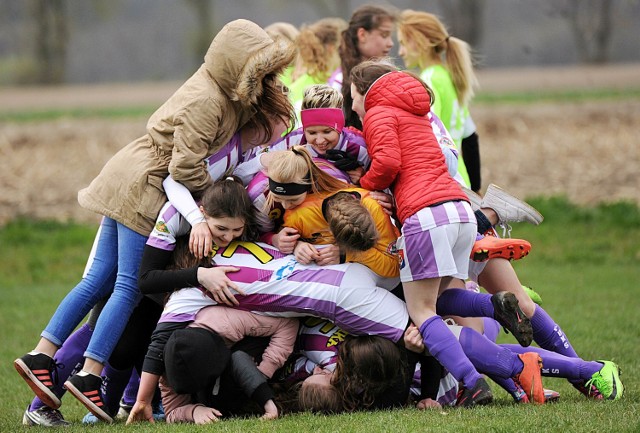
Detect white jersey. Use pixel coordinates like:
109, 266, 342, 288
160, 240, 409, 343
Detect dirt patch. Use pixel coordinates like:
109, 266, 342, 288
1, 65, 639, 226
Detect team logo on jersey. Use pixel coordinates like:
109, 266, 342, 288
154, 220, 169, 233
397, 248, 405, 269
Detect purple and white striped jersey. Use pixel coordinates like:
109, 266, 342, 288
160, 240, 409, 343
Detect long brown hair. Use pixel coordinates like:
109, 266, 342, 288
245, 74, 295, 143
333, 335, 408, 411
339, 5, 396, 128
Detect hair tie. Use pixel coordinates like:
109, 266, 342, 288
225, 176, 234, 181
445, 35, 450, 42
291, 147, 303, 156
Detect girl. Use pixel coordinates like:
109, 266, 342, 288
288, 18, 347, 121
338, 5, 396, 130
236, 84, 370, 186
397, 10, 480, 191
349, 59, 492, 405
14, 18, 295, 419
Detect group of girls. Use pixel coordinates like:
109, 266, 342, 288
15, 8, 623, 428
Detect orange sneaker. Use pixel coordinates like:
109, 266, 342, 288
470, 236, 531, 262
514, 352, 545, 404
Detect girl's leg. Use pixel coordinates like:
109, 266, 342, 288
38, 219, 119, 352
65, 221, 146, 422
82, 221, 146, 369
15, 221, 118, 408
458, 326, 544, 403
404, 279, 485, 393
478, 259, 579, 357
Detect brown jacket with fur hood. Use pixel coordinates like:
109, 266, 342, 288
78, 19, 294, 235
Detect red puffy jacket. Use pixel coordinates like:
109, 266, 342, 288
359, 71, 468, 224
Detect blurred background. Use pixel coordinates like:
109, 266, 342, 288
1, 0, 639, 86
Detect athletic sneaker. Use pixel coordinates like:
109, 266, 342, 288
470, 236, 531, 262
462, 186, 482, 211
14, 353, 62, 409
514, 352, 544, 404
491, 291, 533, 346
481, 184, 544, 226
522, 285, 543, 306
22, 405, 70, 427
64, 373, 113, 423
455, 377, 493, 407
584, 361, 624, 400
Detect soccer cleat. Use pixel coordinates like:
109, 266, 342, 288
491, 291, 533, 346
514, 352, 544, 404
22, 405, 70, 427
584, 361, 624, 400
572, 380, 604, 400
14, 353, 62, 409
462, 186, 482, 211
522, 285, 543, 306
470, 236, 531, 262
544, 388, 561, 403
64, 373, 113, 423
481, 184, 544, 226
455, 377, 493, 407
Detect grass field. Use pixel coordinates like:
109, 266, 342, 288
1, 197, 639, 432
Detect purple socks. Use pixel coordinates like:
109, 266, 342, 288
530, 306, 578, 358
419, 316, 483, 388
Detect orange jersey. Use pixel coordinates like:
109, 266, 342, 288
284, 188, 400, 278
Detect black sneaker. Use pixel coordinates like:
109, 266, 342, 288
14, 353, 62, 409
491, 291, 533, 346
455, 377, 493, 407
22, 405, 70, 427
64, 373, 113, 423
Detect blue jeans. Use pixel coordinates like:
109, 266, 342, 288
42, 217, 146, 364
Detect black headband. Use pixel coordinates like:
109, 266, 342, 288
268, 178, 311, 196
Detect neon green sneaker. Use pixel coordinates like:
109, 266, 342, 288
584, 361, 624, 400
522, 285, 543, 306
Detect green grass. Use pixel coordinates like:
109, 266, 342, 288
1, 198, 639, 432
475, 87, 640, 105
0, 106, 155, 123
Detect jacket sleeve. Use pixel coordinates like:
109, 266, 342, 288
138, 245, 200, 295
359, 108, 402, 192
168, 98, 222, 193
256, 318, 299, 378
160, 376, 204, 423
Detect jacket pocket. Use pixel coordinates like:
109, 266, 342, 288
137, 173, 167, 220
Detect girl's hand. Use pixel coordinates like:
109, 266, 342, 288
198, 266, 245, 306
368, 191, 395, 216
190, 222, 213, 259
416, 398, 442, 410
346, 166, 365, 185
193, 406, 222, 424
404, 324, 425, 353
294, 241, 320, 265
126, 401, 154, 424
272, 227, 300, 254
261, 399, 279, 420
315, 244, 341, 266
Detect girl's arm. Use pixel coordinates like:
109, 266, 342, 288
168, 99, 222, 192
126, 372, 161, 424
256, 318, 299, 379
358, 111, 401, 191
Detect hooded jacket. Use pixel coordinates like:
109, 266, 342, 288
358, 71, 467, 224
78, 19, 295, 235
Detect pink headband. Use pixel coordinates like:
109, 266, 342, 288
301, 108, 345, 133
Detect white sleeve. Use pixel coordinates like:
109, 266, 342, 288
234, 153, 267, 185
162, 175, 205, 227
462, 115, 477, 138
